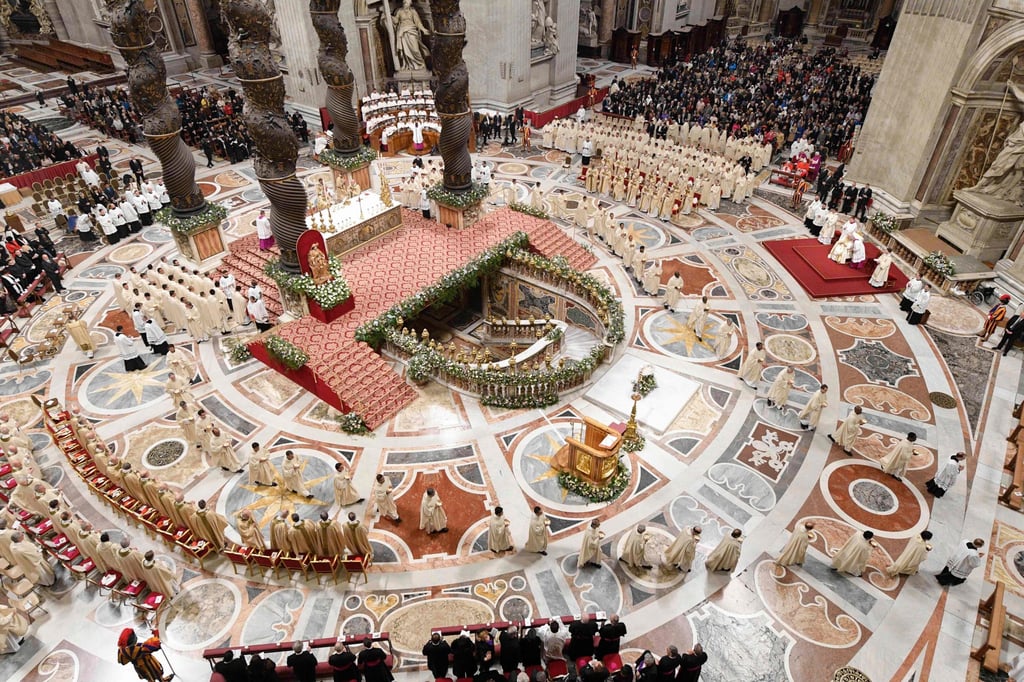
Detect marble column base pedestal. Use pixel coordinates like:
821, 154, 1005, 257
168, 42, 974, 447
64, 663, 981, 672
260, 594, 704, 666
172, 220, 226, 265
936, 190, 1024, 264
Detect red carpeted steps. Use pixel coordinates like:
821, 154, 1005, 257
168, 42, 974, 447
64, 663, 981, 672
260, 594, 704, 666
221, 234, 284, 316
524, 221, 598, 271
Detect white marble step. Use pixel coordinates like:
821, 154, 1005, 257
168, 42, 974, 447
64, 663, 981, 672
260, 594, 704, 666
561, 326, 601, 361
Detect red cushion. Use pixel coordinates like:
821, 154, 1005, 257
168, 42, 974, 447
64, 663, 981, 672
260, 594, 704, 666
141, 592, 164, 609
547, 660, 568, 678
601, 654, 622, 672
100, 570, 122, 587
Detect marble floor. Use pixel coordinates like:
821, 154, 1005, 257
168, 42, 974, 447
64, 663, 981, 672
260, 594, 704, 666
0, 63, 1020, 682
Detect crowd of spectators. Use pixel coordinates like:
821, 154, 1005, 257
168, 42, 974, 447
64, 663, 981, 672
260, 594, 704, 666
0, 110, 83, 178
59, 83, 313, 167
0, 227, 64, 313
600, 38, 874, 158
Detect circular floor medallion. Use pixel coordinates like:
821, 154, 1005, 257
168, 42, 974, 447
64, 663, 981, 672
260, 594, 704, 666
144, 438, 187, 469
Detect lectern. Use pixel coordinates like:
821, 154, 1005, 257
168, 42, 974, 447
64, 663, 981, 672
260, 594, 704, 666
554, 417, 623, 487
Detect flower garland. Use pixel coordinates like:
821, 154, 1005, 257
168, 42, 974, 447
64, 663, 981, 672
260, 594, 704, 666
632, 372, 656, 398
154, 203, 228, 236
264, 334, 309, 370
407, 349, 441, 383
621, 433, 646, 453
506, 249, 626, 344
225, 338, 253, 364
318, 146, 378, 172
924, 251, 956, 277
337, 412, 371, 435
426, 182, 490, 209
265, 256, 352, 309
557, 460, 630, 503
482, 393, 559, 409
870, 211, 898, 234
355, 232, 530, 347
509, 202, 549, 220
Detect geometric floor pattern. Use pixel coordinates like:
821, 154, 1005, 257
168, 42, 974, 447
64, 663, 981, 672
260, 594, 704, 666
0, 59, 1017, 682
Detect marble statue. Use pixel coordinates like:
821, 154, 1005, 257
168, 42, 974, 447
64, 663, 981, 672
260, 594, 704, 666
580, 6, 597, 39
0, 2, 13, 32
969, 81, 1024, 206
543, 16, 559, 55
390, 0, 430, 72
28, 0, 54, 35
531, 0, 547, 45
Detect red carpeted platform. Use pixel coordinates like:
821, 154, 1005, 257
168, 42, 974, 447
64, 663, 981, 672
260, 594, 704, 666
763, 237, 908, 298
232, 208, 596, 429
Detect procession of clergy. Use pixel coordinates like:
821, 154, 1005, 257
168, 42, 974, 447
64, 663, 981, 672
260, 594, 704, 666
543, 116, 765, 221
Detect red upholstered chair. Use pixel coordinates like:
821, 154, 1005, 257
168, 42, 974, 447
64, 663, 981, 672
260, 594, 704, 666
547, 660, 568, 679
279, 552, 309, 580
308, 555, 340, 585
601, 654, 622, 673
134, 590, 165, 627
575, 657, 592, 673
341, 555, 369, 585
242, 548, 279, 577
68, 557, 96, 582
223, 545, 253, 575
114, 578, 147, 606
95, 569, 123, 595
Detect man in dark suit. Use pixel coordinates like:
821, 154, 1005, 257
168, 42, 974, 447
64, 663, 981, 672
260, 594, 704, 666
567, 613, 598, 662
594, 614, 626, 660
677, 644, 708, 682
841, 183, 858, 214
995, 306, 1024, 356
328, 642, 359, 682
357, 639, 392, 682
856, 184, 873, 221
422, 633, 451, 680
129, 158, 145, 185
213, 650, 249, 682
287, 641, 318, 682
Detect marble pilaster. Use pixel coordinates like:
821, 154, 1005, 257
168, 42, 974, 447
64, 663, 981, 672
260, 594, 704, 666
599, 0, 616, 44
846, 2, 985, 205
184, 0, 222, 68
550, 0, 582, 104
464, 0, 532, 112
274, 0, 327, 110
43, 0, 69, 40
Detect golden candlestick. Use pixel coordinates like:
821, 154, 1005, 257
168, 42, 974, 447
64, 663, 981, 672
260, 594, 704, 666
622, 392, 641, 442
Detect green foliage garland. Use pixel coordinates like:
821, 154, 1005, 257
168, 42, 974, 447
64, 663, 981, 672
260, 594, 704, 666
632, 373, 656, 397
154, 203, 228, 236
337, 412, 371, 435
426, 182, 490, 208
923, 251, 956, 277
318, 146, 378, 171
557, 460, 630, 503
482, 393, 559, 409
509, 202, 549, 219
265, 255, 352, 309
621, 434, 646, 453
264, 334, 309, 370
355, 232, 530, 348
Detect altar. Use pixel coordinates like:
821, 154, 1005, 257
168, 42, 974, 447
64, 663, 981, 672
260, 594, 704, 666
307, 190, 405, 256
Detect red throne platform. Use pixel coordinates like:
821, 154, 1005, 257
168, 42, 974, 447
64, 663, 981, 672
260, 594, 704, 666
763, 237, 908, 299
230, 209, 596, 429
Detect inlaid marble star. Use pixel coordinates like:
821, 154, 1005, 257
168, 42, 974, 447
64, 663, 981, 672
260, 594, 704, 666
652, 315, 719, 354
236, 464, 332, 527
93, 368, 165, 405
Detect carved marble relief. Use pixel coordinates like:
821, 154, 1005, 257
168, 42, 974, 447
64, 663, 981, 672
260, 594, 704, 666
947, 109, 1022, 203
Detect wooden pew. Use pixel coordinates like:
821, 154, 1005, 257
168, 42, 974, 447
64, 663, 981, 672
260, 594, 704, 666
14, 46, 60, 70
998, 443, 1024, 511
971, 581, 1007, 673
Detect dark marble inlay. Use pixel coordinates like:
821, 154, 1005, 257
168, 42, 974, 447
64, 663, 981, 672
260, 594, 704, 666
839, 339, 919, 388
669, 437, 699, 455
698, 483, 752, 524
0, 635, 44, 678
800, 555, 876, 614
456, 463, 484, 485
850, 480, 896, 513
200, 395, 256, 435
501, 596, 532, 622
548, 516, 584, 533
145, 439, 186, 467
370, 541, 397, 563
1013, 551, 1024, 579
925, 329, 994, 434
387, 444, 475, 465
535, 569, 571, 616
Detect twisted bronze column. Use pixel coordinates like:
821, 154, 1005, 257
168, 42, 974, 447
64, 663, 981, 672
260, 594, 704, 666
309, 0, 360, 154
222, 0, 307, 272
106, 0, 205, 216
429, 0, 473, 191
